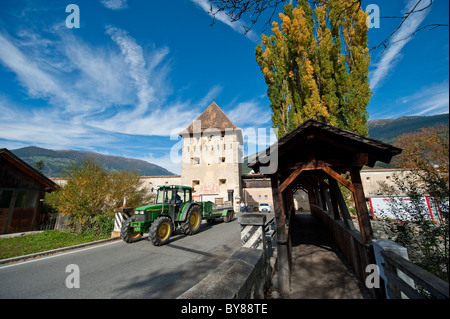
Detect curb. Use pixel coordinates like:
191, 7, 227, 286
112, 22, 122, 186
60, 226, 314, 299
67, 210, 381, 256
0, 237, 121, 266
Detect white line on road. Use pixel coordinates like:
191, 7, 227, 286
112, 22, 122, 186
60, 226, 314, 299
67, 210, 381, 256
0, 240, 122, 270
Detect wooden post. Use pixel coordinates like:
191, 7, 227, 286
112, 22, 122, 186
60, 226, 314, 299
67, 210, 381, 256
320, 184, 333, 215
329, 178, 355, 230
350, 168, 373, 244
328, 181, 342, 220
270, 176, 291, 294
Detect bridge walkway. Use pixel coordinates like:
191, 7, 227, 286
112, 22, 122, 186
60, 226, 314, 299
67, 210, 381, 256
271, 212, 372, 299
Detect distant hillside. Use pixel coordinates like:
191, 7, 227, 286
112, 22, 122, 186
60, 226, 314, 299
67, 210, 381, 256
11, 146, 174, 178
368, 113, 449, 144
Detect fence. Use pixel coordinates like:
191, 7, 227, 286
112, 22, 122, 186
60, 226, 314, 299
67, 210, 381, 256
373, 239, 449, 299
35, 213, 69, 231
310, 204, 374, 286
381, 250, 449, 299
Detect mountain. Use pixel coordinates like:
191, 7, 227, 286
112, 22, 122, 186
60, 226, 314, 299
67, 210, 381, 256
11, 146, 174, 178
368, 113, 449, 144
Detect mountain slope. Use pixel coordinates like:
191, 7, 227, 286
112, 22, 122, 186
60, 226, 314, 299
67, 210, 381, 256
368, 113, 449, 144
11, 146, 174, 178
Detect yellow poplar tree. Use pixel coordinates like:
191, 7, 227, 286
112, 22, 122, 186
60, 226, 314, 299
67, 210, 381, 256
256, 1, 371, 138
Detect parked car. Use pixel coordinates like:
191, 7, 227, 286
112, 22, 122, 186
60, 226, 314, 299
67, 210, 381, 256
259, 203, 270, 213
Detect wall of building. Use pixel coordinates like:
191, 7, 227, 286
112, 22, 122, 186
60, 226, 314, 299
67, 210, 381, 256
181, 131, 242, 211
0, 159, 46, 234
360, 169, 411, 196
140, 176, 181, 193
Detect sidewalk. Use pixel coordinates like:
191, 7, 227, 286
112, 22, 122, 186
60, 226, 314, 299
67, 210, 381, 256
272, 212, 372, 299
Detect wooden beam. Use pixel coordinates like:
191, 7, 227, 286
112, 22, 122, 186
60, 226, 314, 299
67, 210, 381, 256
327, 180, 342, 220
353, 153, 369, 167
320, 184, 333, 216
270, 176, 291, 293
350, 167, 373, 244
278, 168, 303, 194
328, 178, 355, 230
320, 166, 355, 193
279, 161, 342, 193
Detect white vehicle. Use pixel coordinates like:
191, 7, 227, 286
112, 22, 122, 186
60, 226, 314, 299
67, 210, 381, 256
259, 203, 270, 213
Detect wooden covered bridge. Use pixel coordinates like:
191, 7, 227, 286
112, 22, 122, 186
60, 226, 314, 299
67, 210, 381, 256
249, 119, 402, 297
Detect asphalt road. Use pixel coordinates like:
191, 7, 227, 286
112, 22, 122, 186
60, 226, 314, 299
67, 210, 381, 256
0, 218, 241, 299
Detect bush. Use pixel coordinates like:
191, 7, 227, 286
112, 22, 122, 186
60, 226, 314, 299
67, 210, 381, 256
45, 159, 153, 236
377, 127, 449, 282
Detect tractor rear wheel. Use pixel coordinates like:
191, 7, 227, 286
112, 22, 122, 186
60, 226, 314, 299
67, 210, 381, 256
149, 216, 173, 246
223, 210, 234, 223
121, 217, 142, 243
181, 205, 202, 235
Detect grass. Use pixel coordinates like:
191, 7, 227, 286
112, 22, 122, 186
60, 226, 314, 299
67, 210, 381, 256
0, 230, 110, 260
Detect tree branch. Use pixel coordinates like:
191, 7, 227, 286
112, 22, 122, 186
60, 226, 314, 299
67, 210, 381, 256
207, 0, 448, 50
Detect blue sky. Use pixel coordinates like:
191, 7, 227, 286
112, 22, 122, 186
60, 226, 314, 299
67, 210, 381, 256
0, 0, 448, 174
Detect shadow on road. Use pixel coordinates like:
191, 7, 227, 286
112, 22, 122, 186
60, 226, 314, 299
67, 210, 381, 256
111, 242, 238, 299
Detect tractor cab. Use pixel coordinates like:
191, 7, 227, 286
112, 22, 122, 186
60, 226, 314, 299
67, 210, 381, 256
156, 185, 193, 220
156, 185, 192, 204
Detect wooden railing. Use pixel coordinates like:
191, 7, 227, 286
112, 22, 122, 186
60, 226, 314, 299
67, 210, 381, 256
381, 250, 449, 299
310, 204, 374, 284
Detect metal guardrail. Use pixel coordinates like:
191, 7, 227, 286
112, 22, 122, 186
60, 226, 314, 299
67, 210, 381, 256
264, 215, 276, 259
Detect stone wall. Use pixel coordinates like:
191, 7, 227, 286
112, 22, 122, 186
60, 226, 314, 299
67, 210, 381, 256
177, 247, 271, 299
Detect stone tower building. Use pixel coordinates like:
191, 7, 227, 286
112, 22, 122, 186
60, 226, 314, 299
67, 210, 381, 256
179, 102, 243, 212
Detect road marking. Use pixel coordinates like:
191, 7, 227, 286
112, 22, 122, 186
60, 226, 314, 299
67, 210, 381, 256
0, 240, 121, 270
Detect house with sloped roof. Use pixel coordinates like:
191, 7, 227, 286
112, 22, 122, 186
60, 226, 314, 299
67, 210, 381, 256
0, 148, 58, 234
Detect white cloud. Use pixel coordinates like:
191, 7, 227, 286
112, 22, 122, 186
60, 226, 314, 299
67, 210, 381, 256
190, 0, 259, 42
0, 102, 103, 150
400, 81, 449, 116
370, 0, 430, 91
198, 85, 223, 108
0, 33, 68, 105
62, 35, 133, 110
106, 26, 161, 115
228, 100, 271, 126
101, 0, 128, 11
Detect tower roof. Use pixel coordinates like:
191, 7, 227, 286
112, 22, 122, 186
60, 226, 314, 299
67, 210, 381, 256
179, 102, 238, 136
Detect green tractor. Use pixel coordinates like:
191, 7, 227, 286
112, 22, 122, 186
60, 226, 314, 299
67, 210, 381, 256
120, 185, 235, 246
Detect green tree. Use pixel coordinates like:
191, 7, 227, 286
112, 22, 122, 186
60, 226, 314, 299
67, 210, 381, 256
46, 159, 153, 235
34, 160, 45, 172
255, 1, 371, 138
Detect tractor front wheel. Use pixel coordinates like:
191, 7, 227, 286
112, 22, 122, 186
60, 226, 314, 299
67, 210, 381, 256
181, 205, 202, 235
149, 216, 173, 246
121, 217, 142, 243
